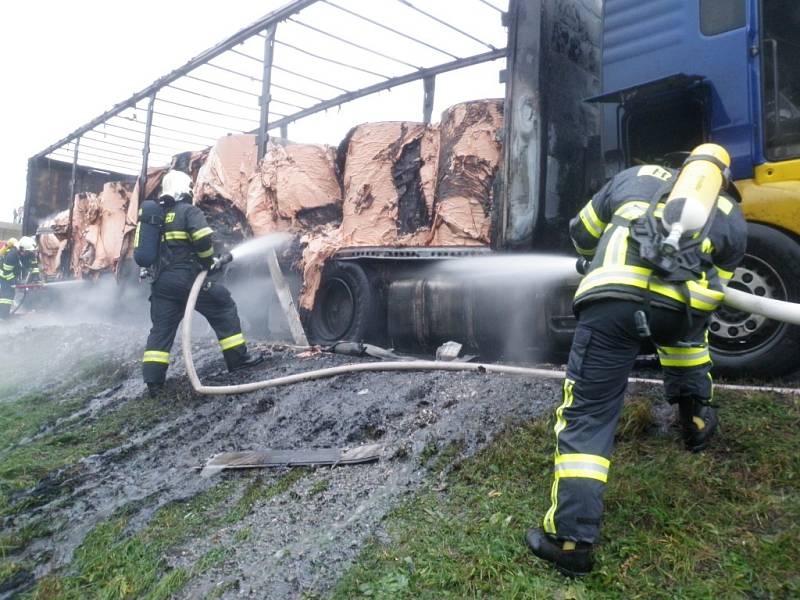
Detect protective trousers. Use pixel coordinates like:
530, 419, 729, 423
0, 280, 14, 319
542, 300, 712, 543
142, 270, 248, 384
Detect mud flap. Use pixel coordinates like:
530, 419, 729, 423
199, 443, 383, 477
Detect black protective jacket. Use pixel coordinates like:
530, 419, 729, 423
569, 165, 747, 315
136, 201, 215, 284
0, 247, 40, 284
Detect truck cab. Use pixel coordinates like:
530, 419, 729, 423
595, 0, 800, 376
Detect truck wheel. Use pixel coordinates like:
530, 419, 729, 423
308, 262, 379, 344
710, 222, 800, 378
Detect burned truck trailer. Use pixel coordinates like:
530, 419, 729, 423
25, 0, 798, 375
24, 0, 597, 362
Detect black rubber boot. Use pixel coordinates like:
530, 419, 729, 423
228, 351, 265, 373
678, 399, 718, 452
147, 382, 165, 399
525, 528, 594, 577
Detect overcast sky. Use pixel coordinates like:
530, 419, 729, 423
0, 0, 506, 224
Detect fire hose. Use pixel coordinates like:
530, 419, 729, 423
181, 269, 800, 396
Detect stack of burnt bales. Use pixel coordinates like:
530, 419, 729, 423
432, 100, 503, 245
338, 122, 438, 246
192, 135, 343, 249
193, 135, 258, 248
38, 182, 134, 278
298, 98, 504, 310
246, 141, 343, 236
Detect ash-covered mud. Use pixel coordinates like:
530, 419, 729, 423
3, 320, 562, 599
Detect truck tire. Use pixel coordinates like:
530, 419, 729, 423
710, 222, 800, 378
308, 261, 380, 344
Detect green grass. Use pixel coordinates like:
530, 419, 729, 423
0, 393, 172, 518
331, 391, 800, 599
26, 470, 307, 599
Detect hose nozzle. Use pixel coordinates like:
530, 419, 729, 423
210, 252, 233, 272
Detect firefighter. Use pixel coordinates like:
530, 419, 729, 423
0, 236, 39, 319
525, 144, 747, 576
136, 170, 263, 397
0, 237, 17, 258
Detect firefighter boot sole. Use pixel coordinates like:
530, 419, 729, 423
525, 528, 594, 577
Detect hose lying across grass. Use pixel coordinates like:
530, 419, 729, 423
182, 270, 800, 396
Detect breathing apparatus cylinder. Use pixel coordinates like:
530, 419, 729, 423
661, 143, 731, 254
133, 199, 165, 268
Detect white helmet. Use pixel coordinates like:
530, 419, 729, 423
18, 236, 36, 252
160, 170, 193, 201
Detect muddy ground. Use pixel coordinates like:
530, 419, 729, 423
3, 291, 797, 599
2, 311, 572, 599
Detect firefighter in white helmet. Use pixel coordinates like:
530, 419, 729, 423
525, 144, 747, 576
134, 170, 263, 397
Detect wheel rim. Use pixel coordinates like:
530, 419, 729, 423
710, 253, 788, 356
318, 277, 355, 340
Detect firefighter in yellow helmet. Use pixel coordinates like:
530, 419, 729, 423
0, 236, 40, 319
525, 144, 747, 576
0, 237, 17, 258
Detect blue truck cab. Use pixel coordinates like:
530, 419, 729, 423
594, 0, 800, 376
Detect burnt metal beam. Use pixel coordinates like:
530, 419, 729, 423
287, 17, 419, 70
185, 74, 260, 97
257, 24, 277, 161
62, 138, 81, 276
139, 93, 156, 205
264, 48, 507, 131
323, 0, 460, 60
80, 142, 151, 160
85, 129, 180, 154
478, 0, 505, 12
231, 48, 348, 92
116, 115, 220, 144
206, 62, 325, 102
48, 151, 140, 173
423, 75, 435, 124
73, 149, 143, 168
166, 84, 262, 112
397, 0, 496, 50
105, 120, 213, 148
22, 159, 35, 234
33, 0, 320, 159
152, 109, 245, 132
274, 40, 390, 79
157, 97, 266, 124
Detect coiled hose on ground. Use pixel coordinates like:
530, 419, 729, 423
181, 270, 800, 396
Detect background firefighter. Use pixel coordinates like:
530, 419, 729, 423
525, 144, 748, 576
135, 170, 262, 397
0, 236, 40, 319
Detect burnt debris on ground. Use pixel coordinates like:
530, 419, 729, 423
1, 320, 562, 599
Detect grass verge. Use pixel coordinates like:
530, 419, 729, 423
27, 469, 308, 599
332, 391, 800, 599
